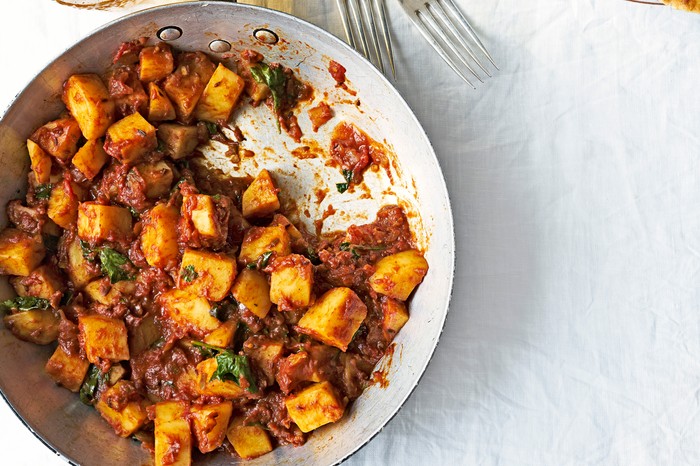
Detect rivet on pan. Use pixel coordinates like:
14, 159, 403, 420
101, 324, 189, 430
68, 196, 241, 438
253, 28, 279, 45
209, 39, 232, 53
157, 26, 183, 41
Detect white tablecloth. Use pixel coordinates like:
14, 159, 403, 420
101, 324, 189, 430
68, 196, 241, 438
1, 0, 700, 465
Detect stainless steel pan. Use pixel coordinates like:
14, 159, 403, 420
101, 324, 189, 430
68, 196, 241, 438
0, 2, 455, 464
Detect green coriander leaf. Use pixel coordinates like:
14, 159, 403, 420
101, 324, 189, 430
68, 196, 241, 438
0, 296, 51, 312
351, 248, 361, 259
246, 263, 257, 270
79, 365, 103, 406
99, 247, 134, 284
339, 242, 351, 251
305, 247, 321, 265
250, 62, 287, 111
336, 182, 349, 193
34, 184, 53, 200
127, 206, 140, 219
60, 290, 74, 307
211, 351, 258, 393
205, 122, 218, 135
80, 240, 94, 261
342, 169, 353, 184
259, 251, 273, 269
181, 265, 198, 283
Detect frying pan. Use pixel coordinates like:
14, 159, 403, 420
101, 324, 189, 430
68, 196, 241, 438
0, 2, 455, 464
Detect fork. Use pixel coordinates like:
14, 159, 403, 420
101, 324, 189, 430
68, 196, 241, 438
399, 0, 497, 88
336, 0, 397, 78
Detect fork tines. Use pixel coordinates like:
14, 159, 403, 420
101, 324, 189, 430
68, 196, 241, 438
337, 0, 397, 79
405, 0, 497, 88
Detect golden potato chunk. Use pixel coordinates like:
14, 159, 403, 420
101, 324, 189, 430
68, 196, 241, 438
190, 402, 233, 453
26, 140, 51, 184
10, 264, 64, 301
193, 63, 246, 123
368, 249, 429, 301
163, 51, 216, 122
104, 112, 157, 165
196, 358, 248, 399
182, 194, 224, 241
62, 74, 115, 140
269, 254, 313, 311
178, 248, 237, 302
381, 297, 409, 340
95, 381, 148, 437
84, 278, 125, 306
285, 381, 345, 433
154, 401, 192, 466
44, 345, 90, 392
133, 161, 173, 199
47, 178, 82, 229
160, 289, 220, 337
297, 287, 367, 351
140, 203, 179, 269
77, 202, 132, 243
72, 139, 108, 180
139, 43, 174, 82
239, 226, 291, 265
227, 417, 273, 459
0, 228, 45, 276
31, 117, 82, 163
3, 309, 59, 345
241, 169, 280, 218
65, 237, 100, 288
204, 320, 237, 348
157, 123, 199, 159
147, 82, 176, 121
231, 269, 271, 319
79, 314, 130, 363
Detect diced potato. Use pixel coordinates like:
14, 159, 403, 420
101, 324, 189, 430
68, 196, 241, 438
381, 297, 409, 340
204, 320, 237, 348
66, 237, 100, 288
0, 228, 45, 276
177, 248, 237, 302
30, 117, 82, 163
231, 269, 271, 319
368, 250, 429, 301
182, 194, 225, 241
241, 169, 280, 218
139, 43, 175, 82
72, 139, 109, 180
95, 381, 148, 437
10, 264, 64, 301
104, 112, 157, 165
44, 345, 90, 392
154, 401, 192, 466
308, 101, 333, 132
62, 73, 115, 140
196, 358, 251, 399
163, 52, 216, 122
244, 338, 284, 385
157, 123, 199, 159
78, 314, 130, 363
227, 417, 273, 459
26, 139, 51, 184
47, 178, 81, 229
77, 202, 132, 243
133, 161, 173, 199
285, 381, 345, 433
269, 254, 313, 311
190, 402, 233, 453
239, 226, 291, 265
160, 289, 220, 337
147, 82, 176, 121
3, 309, 59, 345
140, 203, 179, 269
193, 63, 246, 123
297, 287, 367, 352
84, 278, 122, 306
276, 351, 323, 393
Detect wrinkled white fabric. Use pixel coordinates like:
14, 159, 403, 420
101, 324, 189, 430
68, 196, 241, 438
1, 1, 700, 465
